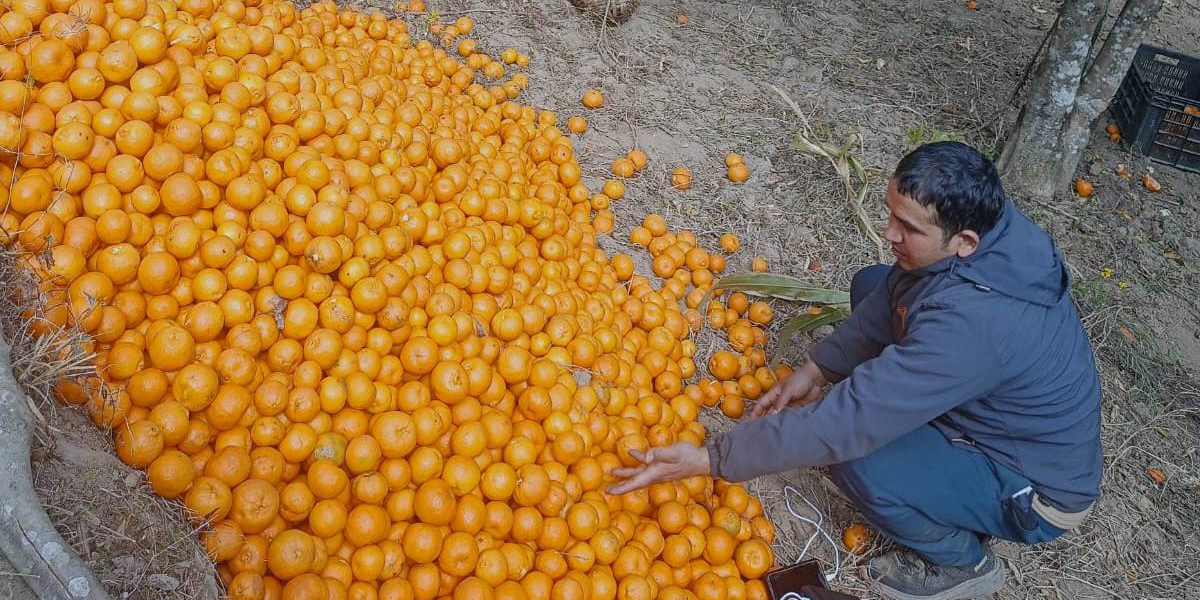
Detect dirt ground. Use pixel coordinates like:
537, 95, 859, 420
5, 0, 1200, 598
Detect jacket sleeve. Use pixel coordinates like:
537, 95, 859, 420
808, 275, 895, 382
707, 303, 1001, 482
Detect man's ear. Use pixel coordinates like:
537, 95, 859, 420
954, 229, 980, 258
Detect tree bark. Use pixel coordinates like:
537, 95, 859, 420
1055, 0, 1164, 191
998, 0, 1108, 200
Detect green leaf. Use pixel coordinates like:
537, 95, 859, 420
777, 307, 849, 347
709, 273, 851, 305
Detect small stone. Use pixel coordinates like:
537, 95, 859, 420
147, 574, 180, 591
123, 472, 139, 488
812, 325, 835, 339
781, 56, 800, 72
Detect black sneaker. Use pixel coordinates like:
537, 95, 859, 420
862, 547, 1006, 600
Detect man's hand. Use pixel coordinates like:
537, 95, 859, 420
606, 443, 710, 495
750, 360, 827, 418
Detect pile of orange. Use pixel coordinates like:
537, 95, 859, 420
627, 222, 788, 420
1, 0, 781, 598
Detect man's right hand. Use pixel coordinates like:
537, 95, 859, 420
750, 360, 827, 418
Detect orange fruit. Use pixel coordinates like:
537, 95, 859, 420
114, 419, 164, 468
147, 450, 194, 498
582, 90, 604, 108
1074, 179, 1093, 198
733, 538, 772, 578
708, 351, 740, 380
842, 523, 870, 554
628, 149, 648, 170
727, 163, 749, 183
719, 234, 740, 254
267, 529, 316, 580
414, 479, 457, 525
671, 167, 692, 190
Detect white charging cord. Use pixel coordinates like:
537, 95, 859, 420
779, 593, 815, 600
782, 484, 840, 583
779, 593, 812, 600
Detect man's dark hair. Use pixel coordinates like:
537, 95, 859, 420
893, 141, 1006, 243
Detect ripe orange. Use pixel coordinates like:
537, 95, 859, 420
1074, 179, 1093, 198
842, 523, 871, 554
708, 351, 740, 380
719, 234, 740, 254
671, 167, 692, 190
114, 418, 164, 468
582, 90, 604, 108
728, 163, 749, 183
267, 529, 316, 580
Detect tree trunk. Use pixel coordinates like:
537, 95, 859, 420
1055, 0, 1164, 191
998, 0, 1108, 200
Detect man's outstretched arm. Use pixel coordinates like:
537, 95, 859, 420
609, 304, 1000, 492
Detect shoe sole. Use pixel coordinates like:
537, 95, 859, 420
871, 561, 1007, 600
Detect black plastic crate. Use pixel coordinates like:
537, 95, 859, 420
1109, 44, 1200, 174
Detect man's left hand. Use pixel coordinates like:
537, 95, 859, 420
606, 443, 711, 495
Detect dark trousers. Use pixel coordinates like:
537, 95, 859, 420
828, 266, 1066, 566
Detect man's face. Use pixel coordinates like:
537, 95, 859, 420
882, 178, 969, 271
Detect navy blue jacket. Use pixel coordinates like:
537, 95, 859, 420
708, 199, 1102, 512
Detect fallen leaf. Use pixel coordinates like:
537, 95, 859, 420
676, 13, 688, 25
1142, 173, 1161, 192
808, 258, 823, 272
1164, 250, 1183, 263
1118, 325, 1134, 343
965, 0, 978, 9
1148, 468, 1166, 484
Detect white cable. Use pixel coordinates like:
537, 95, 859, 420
782, 484, 841, 583
779, 593, 812, 600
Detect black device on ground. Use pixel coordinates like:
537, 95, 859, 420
765, 559, 861, 600
1110, 44, 1200, 174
